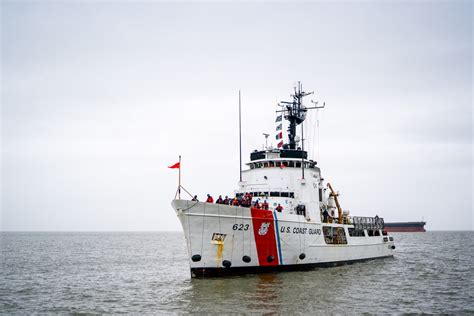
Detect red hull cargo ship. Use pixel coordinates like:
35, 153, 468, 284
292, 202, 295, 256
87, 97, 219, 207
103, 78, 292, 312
384, 221, 426, 232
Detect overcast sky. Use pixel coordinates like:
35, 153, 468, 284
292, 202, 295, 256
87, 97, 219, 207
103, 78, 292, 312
1, 1, 472, 231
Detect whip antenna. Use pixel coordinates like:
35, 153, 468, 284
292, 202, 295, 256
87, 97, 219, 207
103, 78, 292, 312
239, 90, 242, 182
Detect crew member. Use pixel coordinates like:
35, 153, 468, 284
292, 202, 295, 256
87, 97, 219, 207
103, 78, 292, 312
223, 196, 229, 205
237, 194, 243, 205
206, 194, 214, 203
245, 192, 252, 201
247, 194, 253, 207
254, 199, 261, 209
216, 195, 224, 204
262, 200, 269, 210
322, 209, 329, 223
275, 203, 283, 212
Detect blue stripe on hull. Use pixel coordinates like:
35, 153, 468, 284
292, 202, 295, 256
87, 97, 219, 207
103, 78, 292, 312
273, 211, 283, 265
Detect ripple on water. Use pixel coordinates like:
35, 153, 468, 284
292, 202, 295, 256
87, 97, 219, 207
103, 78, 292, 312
1, 231, 473, 314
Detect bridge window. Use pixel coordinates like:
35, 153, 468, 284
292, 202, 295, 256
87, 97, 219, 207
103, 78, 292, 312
249, 160, 318, 170
250, 191, 294, 198
323, 226, 347, 244
367, 230, 381, 237
348, 228, 365, 237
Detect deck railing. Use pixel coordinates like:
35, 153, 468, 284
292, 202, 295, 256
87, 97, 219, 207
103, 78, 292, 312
352, 216, 384, 231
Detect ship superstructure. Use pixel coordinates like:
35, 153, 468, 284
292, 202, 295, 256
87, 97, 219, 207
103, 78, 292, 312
171, 83, 395, 277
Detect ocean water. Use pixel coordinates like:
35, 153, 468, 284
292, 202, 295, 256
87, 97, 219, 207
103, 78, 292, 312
1, 231, 473, 314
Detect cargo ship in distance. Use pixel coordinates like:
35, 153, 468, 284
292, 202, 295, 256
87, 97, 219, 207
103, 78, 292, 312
384, 221, 427, 232
171, 82, 395, 277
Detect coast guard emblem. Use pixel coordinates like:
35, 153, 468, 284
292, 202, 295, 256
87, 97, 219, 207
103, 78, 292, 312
258, 222, 270, 236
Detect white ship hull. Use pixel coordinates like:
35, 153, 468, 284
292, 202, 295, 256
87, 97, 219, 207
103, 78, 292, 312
172, 199, 395, 277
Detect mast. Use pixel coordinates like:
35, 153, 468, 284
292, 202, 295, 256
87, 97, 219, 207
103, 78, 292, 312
277, 82, 313, 150
277, 82, 326, 151
301, 123, 304, 179
239, 90, 242, 182
178, 155, 181, 199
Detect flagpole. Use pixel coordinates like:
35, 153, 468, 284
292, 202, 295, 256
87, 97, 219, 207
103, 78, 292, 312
178, 155, 181, 199
239, 90, 242, 183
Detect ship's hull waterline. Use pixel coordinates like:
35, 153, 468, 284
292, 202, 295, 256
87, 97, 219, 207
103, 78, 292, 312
172, 200, 395, 277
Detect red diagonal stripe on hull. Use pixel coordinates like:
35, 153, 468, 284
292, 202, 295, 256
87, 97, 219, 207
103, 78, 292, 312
251, 208, 279, 266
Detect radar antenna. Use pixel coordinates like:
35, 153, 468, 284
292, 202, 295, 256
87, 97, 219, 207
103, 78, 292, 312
277, 82, 325, 150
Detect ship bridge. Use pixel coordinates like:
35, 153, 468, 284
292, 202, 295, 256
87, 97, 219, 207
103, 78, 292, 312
248, 149, 319, 171
238, 148, 324, 219
250, 148, 308, 161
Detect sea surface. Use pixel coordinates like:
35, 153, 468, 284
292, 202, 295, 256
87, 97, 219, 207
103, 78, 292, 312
1, 231, 473, 314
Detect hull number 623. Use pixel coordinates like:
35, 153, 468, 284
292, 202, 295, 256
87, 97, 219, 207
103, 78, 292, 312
232, 224, 249, 231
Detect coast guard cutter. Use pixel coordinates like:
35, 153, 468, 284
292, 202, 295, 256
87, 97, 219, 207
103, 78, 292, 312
171, 83, 395, 277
